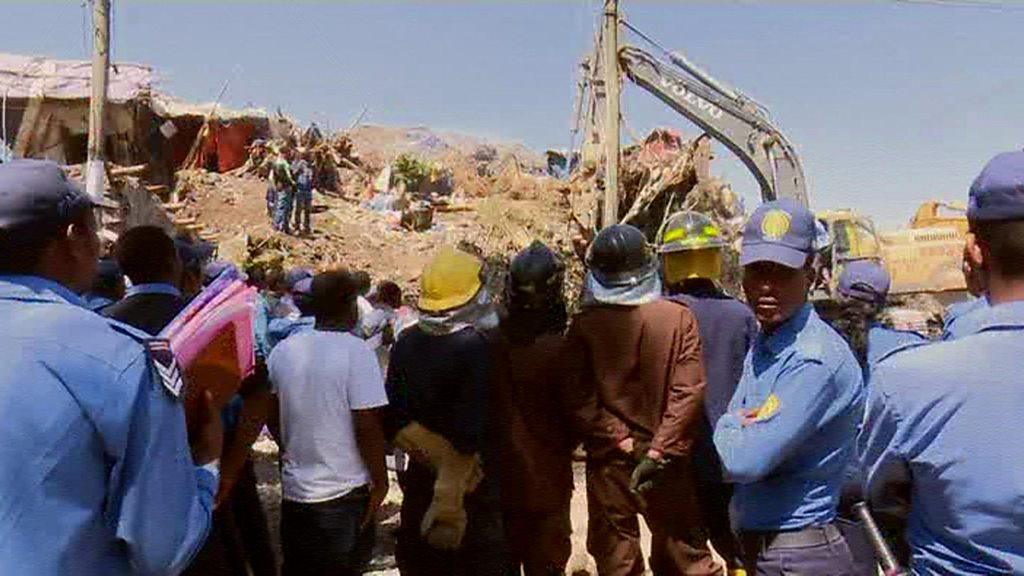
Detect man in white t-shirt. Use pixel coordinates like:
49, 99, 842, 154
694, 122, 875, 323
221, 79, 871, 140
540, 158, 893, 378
268, 269, 389, 576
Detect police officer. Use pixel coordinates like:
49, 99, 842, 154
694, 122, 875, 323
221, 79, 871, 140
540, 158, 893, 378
713, 199, 864, 574
0, 159, 221, 575
658, 211, 756, 575
941, 245, 990, 340
860, 151, 1024, 573
835, 260, 928, 369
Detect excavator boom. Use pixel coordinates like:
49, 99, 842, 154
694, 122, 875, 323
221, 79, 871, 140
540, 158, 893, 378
619, 45, 808, 206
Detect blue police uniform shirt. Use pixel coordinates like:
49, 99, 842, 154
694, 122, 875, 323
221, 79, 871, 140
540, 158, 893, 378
267, 315, 315, 350
867, 325, 928, 369
125, 282, 182, 299
0, 275, 217, 575
83, 293, 115, 312
942, 296, 990, 340
860, 301, 1024, 575
714, 303, 865, 531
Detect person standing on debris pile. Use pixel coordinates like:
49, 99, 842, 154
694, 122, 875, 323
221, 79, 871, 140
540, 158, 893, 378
384, 246, 506, 576
0, 159, 221, 575
491, 241, 575, 576
272, 147, 298, 234
83, 257, 125, 311
292, 148, 315, 235
268, 269, 390, 576
103, 225, 187, 335
860, 151, 1024, 574
564, 223, 720, 576
657, 211, 755, 576
713, 200, 864, 575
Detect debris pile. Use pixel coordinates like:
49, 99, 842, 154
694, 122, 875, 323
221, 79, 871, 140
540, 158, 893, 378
232, 124, 367, 195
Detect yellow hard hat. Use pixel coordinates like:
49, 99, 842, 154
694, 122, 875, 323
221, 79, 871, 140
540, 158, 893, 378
662, 248, 722, 285
418, 247, 483, 312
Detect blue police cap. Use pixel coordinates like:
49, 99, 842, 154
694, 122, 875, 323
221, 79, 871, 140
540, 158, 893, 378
838, 259, 891, 305
0, 159, 113, 234
285, 267, 314, 289
740, 199, 816, 268
96, 258, 123, 283
175, 236, 215, 271
292, 277, 313, 296
968, 151, 1024, 221
202, 260, 238, 286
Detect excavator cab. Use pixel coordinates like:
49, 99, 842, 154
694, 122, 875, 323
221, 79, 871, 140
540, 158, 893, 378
813, 210, 884, 297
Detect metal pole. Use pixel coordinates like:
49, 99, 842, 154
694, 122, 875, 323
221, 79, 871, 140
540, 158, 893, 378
602, 0, 620, 228
86, 0, 111, 201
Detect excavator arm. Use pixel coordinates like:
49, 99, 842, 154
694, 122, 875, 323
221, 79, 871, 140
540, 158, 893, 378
619, 45, 808, 206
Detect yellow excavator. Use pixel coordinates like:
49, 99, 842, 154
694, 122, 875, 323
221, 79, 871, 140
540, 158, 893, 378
608, 22, 968, 300
816, 202, 968, 298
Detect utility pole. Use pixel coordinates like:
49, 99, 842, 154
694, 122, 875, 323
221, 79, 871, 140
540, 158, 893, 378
86, 0, 110, 201
602, 0, 620, 228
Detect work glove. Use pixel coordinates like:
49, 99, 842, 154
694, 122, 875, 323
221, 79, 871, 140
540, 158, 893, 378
629, 455, 670, 495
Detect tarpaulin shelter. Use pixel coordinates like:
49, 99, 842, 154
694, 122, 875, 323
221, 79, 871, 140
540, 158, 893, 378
149, 96, 272, 176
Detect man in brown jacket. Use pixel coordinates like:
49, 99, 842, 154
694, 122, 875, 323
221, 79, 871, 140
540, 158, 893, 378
565, 224, 721, 576
491, 242, 575, 576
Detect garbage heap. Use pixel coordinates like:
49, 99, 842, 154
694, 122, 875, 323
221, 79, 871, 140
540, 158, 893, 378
563, 127, 746, 294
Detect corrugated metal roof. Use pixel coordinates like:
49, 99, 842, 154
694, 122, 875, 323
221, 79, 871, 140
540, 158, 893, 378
0, 52, 152, 102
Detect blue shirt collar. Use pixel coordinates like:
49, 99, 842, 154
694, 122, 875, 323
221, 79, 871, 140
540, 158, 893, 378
0, 275, 85, 307
125, 283, 181, 299
974, 301, 1024, 333
757, 302, 814, 355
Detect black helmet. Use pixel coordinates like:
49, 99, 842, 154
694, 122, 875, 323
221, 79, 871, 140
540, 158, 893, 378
507, 241, 564, 310
586, 224, 657, 288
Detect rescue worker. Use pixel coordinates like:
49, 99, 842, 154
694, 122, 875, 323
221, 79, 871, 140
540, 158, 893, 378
713, 199, 864, 575
0, 159, 221, 574
658, 211, 755, 575
384, 247, 506, 576
565, 224, 719, 575
103, 225, 187, 335
491, 241, 574, 576
82, 257, 125, 311
834, 260, 928, 369
860, 150, 1024, 573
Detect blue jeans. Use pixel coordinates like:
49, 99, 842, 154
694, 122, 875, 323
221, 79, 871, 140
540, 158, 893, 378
741, 523, 858, 575
294, 187, 312, 233
280, 488, 373, 576
274, 188, 295, 232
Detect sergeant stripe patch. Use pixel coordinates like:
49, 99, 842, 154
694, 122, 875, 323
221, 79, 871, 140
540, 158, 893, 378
146, 339, 183, 399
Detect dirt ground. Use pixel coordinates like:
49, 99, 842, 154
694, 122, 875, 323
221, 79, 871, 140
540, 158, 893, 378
253, 437, 656, 576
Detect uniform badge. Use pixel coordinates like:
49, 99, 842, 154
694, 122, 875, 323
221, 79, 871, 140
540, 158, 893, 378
752, 393, 780, 422
146, 339, 183, 399
760, 210, 792, 241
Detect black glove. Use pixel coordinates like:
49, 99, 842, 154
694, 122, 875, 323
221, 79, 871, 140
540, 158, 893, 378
629, 456, 670, 495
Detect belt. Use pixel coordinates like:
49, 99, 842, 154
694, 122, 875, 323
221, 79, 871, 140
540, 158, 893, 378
740, 523, 843, 552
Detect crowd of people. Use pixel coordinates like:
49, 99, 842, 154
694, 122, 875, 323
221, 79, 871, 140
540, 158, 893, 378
0, 150, 1021, 576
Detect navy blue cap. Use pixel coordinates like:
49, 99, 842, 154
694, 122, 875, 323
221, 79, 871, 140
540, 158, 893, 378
175, 237, 216, 270
0, 159, 113, 234
838, 260, 891, 305
968, 151, 1024, 221
202, 260, 238, 286
285, 267, 314, 289
292, 277, 313, 296
740, 199, 816, 268
96, 258, 123, 283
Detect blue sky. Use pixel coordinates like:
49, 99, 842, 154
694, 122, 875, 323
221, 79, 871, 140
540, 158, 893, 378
5, 1, 1024, 227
